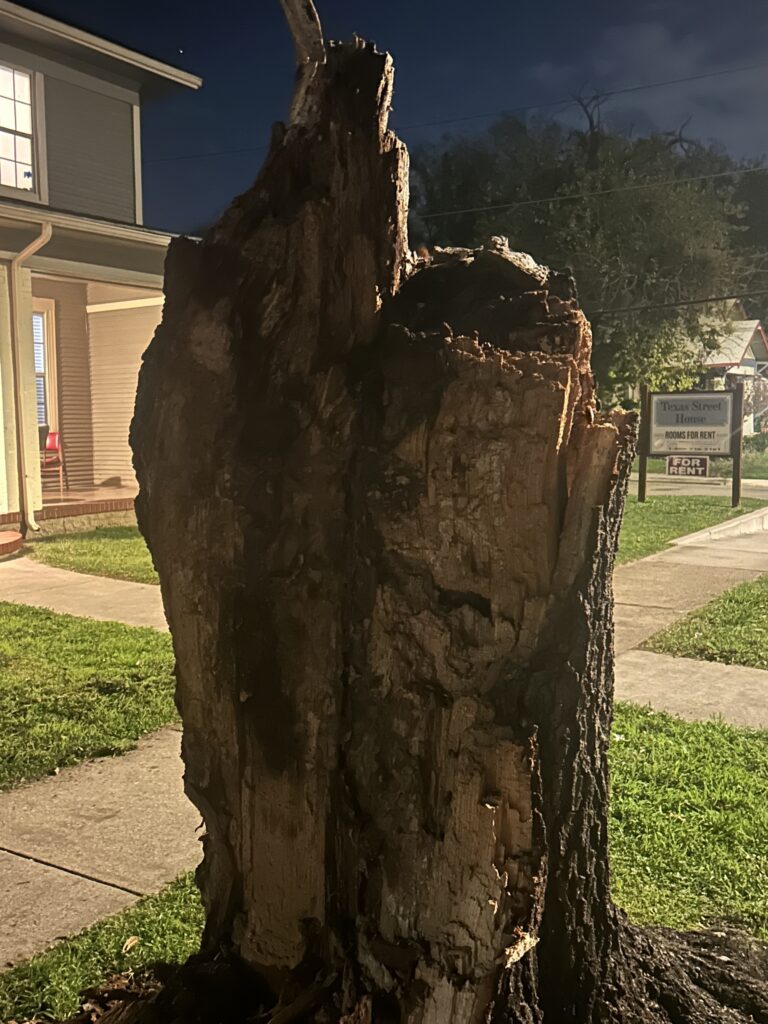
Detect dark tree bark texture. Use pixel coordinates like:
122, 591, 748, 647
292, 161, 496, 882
127, 30, 768, 1024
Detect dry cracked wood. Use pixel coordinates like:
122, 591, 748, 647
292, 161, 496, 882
128, 22, 768, 1024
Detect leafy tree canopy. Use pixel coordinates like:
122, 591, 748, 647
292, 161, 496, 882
410, 108, 767, 403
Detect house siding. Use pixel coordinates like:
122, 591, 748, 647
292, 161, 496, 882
32, 278, 94, 489
87, 283, 157, 305
88, 305, 160, 487
45, 78, 136, 223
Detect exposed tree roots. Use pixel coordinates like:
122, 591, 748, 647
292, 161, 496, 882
52, 924, 768, 1024
622, 924, 768, 1024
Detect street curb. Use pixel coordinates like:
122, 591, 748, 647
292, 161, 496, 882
628, 473, 768, 490
671, 505, 768, 546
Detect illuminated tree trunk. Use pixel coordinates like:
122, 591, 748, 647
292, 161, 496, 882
129, 15, 768, 1024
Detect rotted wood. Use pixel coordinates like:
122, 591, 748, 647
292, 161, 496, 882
130, 19, 630, 1022
128, 15, 768, 1024
279, 0, 325, 63
278, 0, 325, 127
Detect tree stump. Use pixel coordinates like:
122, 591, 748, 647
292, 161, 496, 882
129, 26, 768, 1024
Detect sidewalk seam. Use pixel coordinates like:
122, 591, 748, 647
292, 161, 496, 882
0, 843, 144, 898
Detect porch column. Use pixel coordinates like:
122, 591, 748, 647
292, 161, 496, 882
0, 264, 15, 514
0, 263, 42, 517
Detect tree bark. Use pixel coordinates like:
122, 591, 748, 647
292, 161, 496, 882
128, 34, 768, 1024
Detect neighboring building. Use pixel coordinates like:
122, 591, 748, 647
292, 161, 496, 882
0, 0, 201, 534
701, 318, 768, 434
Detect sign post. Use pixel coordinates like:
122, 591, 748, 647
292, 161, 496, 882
637, 384, 650, 503
638, 386, 743, 505
732, 381, 744, 509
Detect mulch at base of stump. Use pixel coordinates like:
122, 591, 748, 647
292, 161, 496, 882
9, 971, 164, 1024
10, 928, 768, 1024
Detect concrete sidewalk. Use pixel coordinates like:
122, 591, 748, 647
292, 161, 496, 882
614, 533, 768, 653
616, 651, 768, 729
0, 556, 167, 630
0, 729, 200, 968
614, 533, 768, 723
0, 558, 181, 968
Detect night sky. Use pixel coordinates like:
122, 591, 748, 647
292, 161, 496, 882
26, 0, 768, 234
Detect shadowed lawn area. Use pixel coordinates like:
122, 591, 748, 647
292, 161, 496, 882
0, 875, 202, 1022
647, 574, 768, 670
28, 526, 158, 585
2, 705, 766, 1021
617, 495, 766, 565
0, 602, 175, 790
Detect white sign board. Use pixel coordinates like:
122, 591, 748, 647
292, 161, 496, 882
666, 455, 709, 477
650, 392, 733, 456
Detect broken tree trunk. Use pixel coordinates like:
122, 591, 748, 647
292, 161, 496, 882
129, 28, 768, 1024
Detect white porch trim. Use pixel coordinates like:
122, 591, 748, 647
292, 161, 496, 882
0, 202, 172, 245
86, 296, 163, 313
3, 256, 164, 290
0, 1, 202, 92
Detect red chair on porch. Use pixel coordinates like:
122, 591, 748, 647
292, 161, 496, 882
40, 430, 67, 500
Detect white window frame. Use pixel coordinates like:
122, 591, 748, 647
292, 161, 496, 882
32, 297, 58, 431
0, 59, 48, 205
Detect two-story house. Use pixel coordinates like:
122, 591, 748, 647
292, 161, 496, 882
0, 0, 201, 541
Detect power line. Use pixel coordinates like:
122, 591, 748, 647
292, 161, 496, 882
145, 143, 270, 165
593, 288, 768, 317
419, 164, 767, 221
396, 59, 768, 132
144, 58, 768, 165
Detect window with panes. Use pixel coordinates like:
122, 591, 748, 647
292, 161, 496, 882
0, 63, 34, 193
33, 311, 48, 424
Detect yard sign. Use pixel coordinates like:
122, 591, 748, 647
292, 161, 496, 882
638, 384, 744, 507
649, 392, 732, 456
666, 455, 709, 477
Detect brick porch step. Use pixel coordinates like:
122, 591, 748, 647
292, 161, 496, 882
0, 531, 22, 558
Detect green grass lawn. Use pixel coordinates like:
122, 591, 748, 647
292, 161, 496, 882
28, 526, 158, 585
2, 704, 766, 1022
616, 495, 766, 565
609, 703, 768, 938
647, 574, 768, 669
740, 450, 768, 480
0, 875, 202, 1022
0, 602, 175, 790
